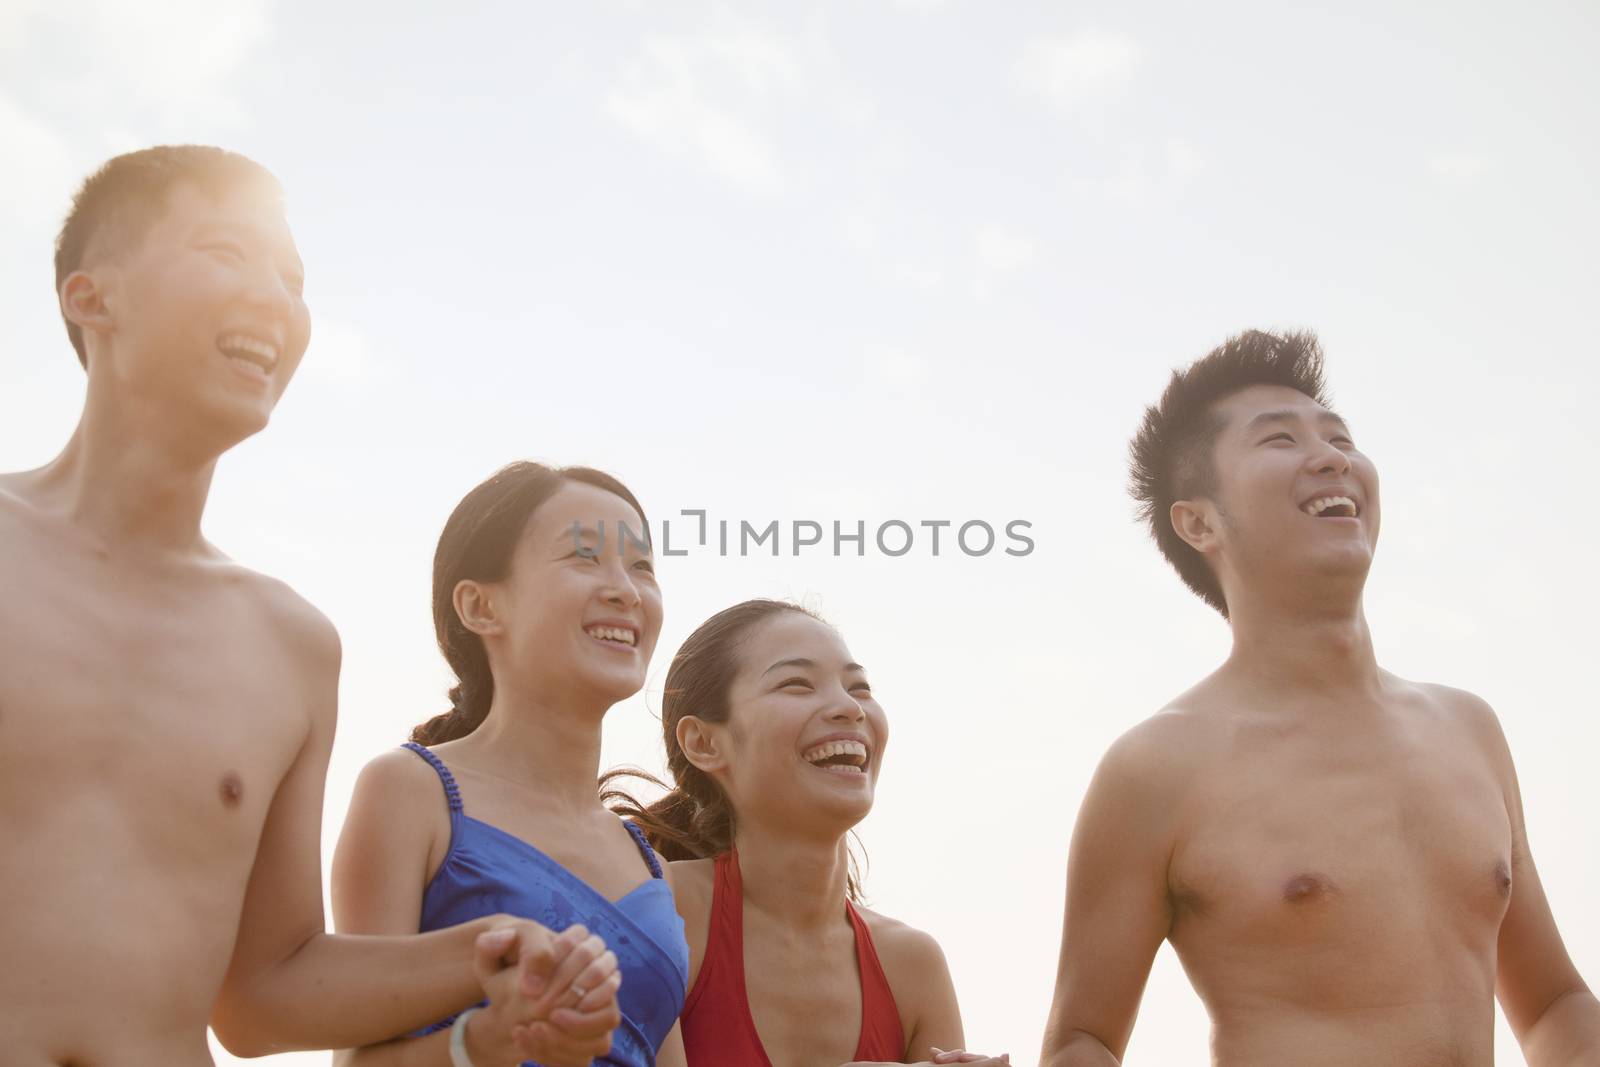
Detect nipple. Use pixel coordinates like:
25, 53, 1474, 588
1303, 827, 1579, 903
220, 772, 244, 808
1493, 860, 1512, 898
1282, 872, 1336, 903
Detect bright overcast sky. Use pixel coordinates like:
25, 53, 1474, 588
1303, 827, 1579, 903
3, 2, 1598, 1064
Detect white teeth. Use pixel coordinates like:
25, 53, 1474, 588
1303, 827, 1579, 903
218, 333, 279, 369
1302, 495, 1357, 517
585, 625, 635, 646
802, 739, 868, 768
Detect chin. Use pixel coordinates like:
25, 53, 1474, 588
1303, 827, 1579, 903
578, 667, 646, 705
812, 780, 875, 822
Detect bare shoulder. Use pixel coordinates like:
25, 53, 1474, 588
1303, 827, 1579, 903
214, 561, 340, 673
352, 745, 450, 818
855, 906, 958, 1022
1410, 678, 1513, 761
1091, 696, 1225, 804
666, 857, 714, 908
856, 906, 946, 973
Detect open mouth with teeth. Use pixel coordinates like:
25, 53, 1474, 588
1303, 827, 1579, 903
584, 625, 637, 649
218, 333, 280, 376
1302, 495, 1359, 519
801, 740, 870, 776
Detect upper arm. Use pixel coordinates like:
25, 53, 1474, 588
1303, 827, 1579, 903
654, 1022, 687, 1067
667, 859, 714, 992
1041, 718, 1187, 1061
1452, 691, 1592, 1035
332, 749, 449, 936
214, 590, 342, 1020
875, 921, 966, 1061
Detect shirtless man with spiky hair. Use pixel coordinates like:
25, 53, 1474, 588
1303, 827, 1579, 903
0, 146, 621, 1067
1040, 331, 1600, 1066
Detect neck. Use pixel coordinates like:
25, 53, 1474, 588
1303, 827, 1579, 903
31, 405, 220, 557
454, 678, 610, 810
733, 819, 852, 933
1222, 578, 1383, 699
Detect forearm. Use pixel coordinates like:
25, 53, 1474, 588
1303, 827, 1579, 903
215, 919, 496, 1054
335, 1030, 454, 1067
1040, 1028, 1121, 1067
1523, 988, 1600, 1067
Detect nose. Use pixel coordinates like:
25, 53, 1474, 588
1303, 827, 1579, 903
241, 257, 297, 325
824, 690, 866, 724
1305, 436, 1352, 477
598, 558, 643, 609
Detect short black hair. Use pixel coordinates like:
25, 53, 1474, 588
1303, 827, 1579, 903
54, 145, 281, 368
1129, 329, 1331, 617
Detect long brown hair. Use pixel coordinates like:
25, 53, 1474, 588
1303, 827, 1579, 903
412, 461, 649, 746
601, 599, 867, 901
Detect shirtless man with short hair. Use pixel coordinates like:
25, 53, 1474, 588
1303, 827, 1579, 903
0, 146, 620, 1067
1039, 331, 1600, 1066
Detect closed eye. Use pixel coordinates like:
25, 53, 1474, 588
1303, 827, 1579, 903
777, 678, 813, 691
206, 241, 246, 261
632, 558, 655, 574
1260, 432, 1294, 445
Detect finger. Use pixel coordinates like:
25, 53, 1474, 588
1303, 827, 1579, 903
574, 967, 622, 1013
556, 948, 619, 1010
513, 921, 576, 998
531, 932, 607, 1014
512, 1018, 614, 1066
475, 926, 518, 974
547, 992, 623, 1039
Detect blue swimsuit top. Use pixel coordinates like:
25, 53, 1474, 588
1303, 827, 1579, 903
402, 742, 688, 1067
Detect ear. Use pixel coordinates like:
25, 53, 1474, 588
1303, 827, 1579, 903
60, 268, 115, 345
1170, 498, 1221, 556
453, 578, 503, 637
676, 716, 729, 775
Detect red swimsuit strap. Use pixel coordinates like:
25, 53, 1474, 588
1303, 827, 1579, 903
680, 850, 906, 1066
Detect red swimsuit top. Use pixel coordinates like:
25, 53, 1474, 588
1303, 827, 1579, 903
680, 849, 906, 1066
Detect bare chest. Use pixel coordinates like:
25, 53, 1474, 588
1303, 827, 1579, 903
0, 543, 306, 860
1171, 725, 1512, 964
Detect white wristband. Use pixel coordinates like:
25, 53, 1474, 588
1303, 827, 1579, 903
448, 1006, 483, 1067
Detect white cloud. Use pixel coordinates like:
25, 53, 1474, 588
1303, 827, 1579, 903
0, 94, 75, 231
863, 343, 929, 398
974, 224, 1037, 272
0, 0, 49, 53
1429, 151, 1488, 184
1016, 29, 1142, 115
605, 29, 804, 195
4, 0, 271, 131
1107, 137, 1209, 204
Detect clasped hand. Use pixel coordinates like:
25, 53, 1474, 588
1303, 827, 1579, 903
465, 920, 624, 1067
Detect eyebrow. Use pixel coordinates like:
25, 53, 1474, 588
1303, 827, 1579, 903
1244, 409, 1351, 435
762, 657, 867, 676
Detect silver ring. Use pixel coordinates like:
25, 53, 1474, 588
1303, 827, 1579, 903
571, 984, 589, 1001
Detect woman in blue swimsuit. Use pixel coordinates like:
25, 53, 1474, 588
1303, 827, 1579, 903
331, 462, 689, 1067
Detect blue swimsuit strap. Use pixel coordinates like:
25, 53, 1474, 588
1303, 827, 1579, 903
403, 742, 663, 881
624, 821, 665, 880
401, 742, 464, 812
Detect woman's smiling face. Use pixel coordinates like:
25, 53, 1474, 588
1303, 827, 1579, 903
713, 611, 887, 834
486, 480, 663, 705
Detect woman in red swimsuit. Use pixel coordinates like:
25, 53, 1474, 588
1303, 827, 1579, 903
606, 599, 1007, 1067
